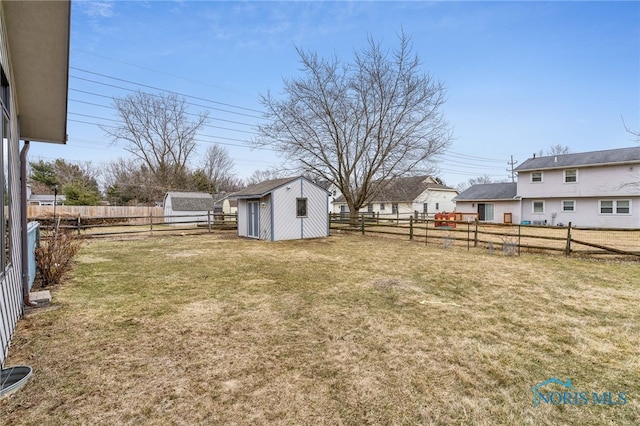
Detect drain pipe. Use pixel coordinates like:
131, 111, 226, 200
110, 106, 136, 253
20, 141, 36, 307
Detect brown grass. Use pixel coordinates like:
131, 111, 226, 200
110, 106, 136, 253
2, 233, 639, 425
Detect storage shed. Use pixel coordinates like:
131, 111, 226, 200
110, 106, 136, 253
163, 192, 215, 225
231, 176, 330, 241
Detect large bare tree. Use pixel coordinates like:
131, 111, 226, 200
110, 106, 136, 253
256, 33, 452, 223
198, 144, 236, 193
102, 91, 208, 195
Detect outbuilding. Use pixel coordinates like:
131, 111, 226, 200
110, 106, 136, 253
231, 176, 330, 241
163, 191, 215, 225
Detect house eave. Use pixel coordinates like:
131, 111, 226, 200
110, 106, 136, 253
4, 0, 71, 144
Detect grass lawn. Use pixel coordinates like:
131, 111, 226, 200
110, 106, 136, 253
2, 232, 639, 425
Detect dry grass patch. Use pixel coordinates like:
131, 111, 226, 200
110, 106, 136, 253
2, 233, 639, 425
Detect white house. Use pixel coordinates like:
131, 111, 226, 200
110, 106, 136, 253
163, 192, 215, 225
453, 183, 520, 224
332, 175, 459, 218
455, 147, 640, 228
0, 0, 70, 366
231, 176, 330, 241
514, 147, 639, 228
28, 194, 66, 206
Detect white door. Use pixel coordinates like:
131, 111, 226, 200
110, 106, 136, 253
247, 201, 259, 238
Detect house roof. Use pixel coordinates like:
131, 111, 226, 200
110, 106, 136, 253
454, 183, 518, 201
4, 0, 71, 144
515, 146, 640, 172
165, 192, 215, 211
334, 176, 457, 203
230, 177, 301, 199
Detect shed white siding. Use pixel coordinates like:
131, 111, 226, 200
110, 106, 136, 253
234, 177, 329, 241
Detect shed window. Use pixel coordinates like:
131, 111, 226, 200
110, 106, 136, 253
296, 198, 308, 217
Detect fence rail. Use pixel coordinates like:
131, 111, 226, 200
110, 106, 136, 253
329, 214, 640, 259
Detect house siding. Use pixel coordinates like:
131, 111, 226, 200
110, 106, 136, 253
1, 2, 30, 366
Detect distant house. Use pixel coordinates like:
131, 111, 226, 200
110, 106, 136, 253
28, 194, 66, 206
332, 176, 459, 218
0, 0, 71, 366
163, 192, 215, 225
453, 183, 519, 224
455, 147, 640, 228
513, 147, 640, 228
230, 176, 330, 241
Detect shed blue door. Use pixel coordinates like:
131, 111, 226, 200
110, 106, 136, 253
247, 201, 259, 238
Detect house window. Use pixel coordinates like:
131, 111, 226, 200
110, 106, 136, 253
367, 203, 373, 213
616, 200, 630, 214
380, 203, 385, 211
296, 198, 307, 217
531, 171, 543, 183
435, 202, 440, 210
423, 203, 428, 213
533, 201, 544, 214
562, 200, 575, 212
391, 203, 398, 214
564, 169, 577, 183
599, 200, 613, 214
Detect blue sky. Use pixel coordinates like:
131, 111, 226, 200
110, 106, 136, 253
29, 0, 640, 188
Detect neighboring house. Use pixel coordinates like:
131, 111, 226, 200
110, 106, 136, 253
163, 191, 215, 225
213, 193, 238, 215
453, 183, 519, 224
230, 176, 330, 241
28, 194, 66, 206
0, 0, 71, 366
332, 176, 459, 218
455, 147, 640, 228
514, 147, 640, 228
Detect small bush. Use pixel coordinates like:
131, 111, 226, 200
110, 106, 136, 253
35, 230, 83, 287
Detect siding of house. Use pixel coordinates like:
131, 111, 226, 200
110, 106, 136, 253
455, 200, 521, 224
1, 4, 29, 366
518, 164, 639, 228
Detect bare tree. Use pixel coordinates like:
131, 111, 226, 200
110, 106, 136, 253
622, 116, 640, 142
102, 91, 208, 194
104, 158, 157, 205
246, 168, 287, 186
537, 145, 571, 157
456, 174, 494, 192
256, 32, 452, 223
198, 144, 236, 193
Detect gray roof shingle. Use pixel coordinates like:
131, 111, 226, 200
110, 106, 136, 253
454, 183, 518, 201
166, 192, 215, 211
515, 146, 640, 172
334, 175, 457, 203
230, 177, 300, 198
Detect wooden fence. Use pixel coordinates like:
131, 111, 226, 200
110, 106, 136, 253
330, 214, 640, 259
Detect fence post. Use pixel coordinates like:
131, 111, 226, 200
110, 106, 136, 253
409, 216, 414, 241
360, 213, 365, 235
77, 216, 81, 236
425, 218, 428, 246
150, 211, 153, 236
474, 219, 479, 247
208, 211, 212, 233
467, 220, 470, 251
565, 222, 572, 256
518, 224, 521, 256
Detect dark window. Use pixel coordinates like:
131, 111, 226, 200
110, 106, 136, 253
296, 198, 307, 217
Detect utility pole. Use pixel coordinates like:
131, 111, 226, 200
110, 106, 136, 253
507, 155, 518, 183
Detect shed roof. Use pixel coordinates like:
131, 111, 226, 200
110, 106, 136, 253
454, 183, 518, 201
230, 177, 301, 199
515, 146, 640, 172
165, 192, 215, 211
334, 175, 457, 203
4, 0, 71, 144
